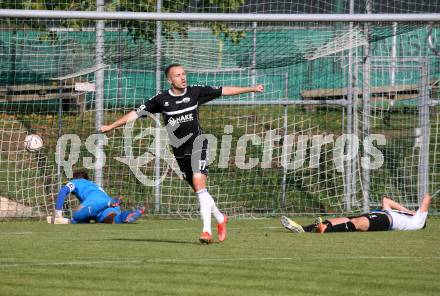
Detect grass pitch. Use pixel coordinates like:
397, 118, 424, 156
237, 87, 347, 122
0, 217, 439, 296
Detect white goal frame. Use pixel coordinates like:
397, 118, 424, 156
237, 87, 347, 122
1, 9, 440, 22
0, 8, 439, 218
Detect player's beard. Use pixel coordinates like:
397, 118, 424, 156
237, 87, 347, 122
173, 83, 186, 93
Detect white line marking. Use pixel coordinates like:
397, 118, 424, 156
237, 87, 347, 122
0, 226, 284, 236
1, 256, 439, 268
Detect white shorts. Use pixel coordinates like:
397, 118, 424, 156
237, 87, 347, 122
387, 209, 428, 231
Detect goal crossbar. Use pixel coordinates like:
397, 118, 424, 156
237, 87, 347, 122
1, 9, 440, 22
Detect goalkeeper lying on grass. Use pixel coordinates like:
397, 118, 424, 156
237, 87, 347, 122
281, 192, 434, 233
48, 170, 144, 224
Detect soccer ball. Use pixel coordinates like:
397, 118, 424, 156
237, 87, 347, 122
24, 134, 43, 152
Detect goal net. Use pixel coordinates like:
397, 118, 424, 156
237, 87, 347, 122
0, 0, 439, 219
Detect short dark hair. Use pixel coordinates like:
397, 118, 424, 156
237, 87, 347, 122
164, 63, 182, 77
73, 170, 89, 180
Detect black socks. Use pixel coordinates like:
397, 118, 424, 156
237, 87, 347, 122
324, 221, 356, 232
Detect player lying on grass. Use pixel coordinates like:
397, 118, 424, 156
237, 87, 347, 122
281, 193, 433, 233
48, 170, 144, 224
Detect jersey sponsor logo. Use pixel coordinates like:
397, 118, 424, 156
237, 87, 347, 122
168, 113, 194, 126
164, 102, 169, 106
136, 104, 146, 113
168, 117, 177, 126
176, 97, 191, 104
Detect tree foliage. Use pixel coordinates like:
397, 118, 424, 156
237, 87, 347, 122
1, 0, 246, 44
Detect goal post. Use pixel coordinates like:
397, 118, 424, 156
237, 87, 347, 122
0, 4, 439, 220
1, 9, 440, 22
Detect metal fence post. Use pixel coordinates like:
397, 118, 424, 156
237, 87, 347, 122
361, 3, 372, 212
418, 58, 430, 201
94, 0, 105, 186
154, 0, 163, 212
280, 72, 289, 212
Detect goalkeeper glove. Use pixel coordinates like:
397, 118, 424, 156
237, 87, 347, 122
46, 215, 70, 224
54, 217, 70, 224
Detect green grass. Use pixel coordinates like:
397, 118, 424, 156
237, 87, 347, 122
0, 217, 439, 296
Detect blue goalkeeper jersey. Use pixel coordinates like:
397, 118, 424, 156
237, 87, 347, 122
66, 179, 110, 202
55, 178, 111, 210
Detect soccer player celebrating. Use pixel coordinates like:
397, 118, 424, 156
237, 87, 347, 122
50, 170, 144, 224
281, 193, 432, 233
100, 63, 264, 243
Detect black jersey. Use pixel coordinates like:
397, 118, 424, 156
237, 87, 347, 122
135, 85, 222, 157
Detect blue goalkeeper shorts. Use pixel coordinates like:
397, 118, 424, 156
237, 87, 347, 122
95, 207, 121, 223
71, 193, 111, 223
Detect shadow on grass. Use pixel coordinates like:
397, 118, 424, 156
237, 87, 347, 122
105, 238, 200, 245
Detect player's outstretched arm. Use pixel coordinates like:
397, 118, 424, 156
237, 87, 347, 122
47, 184, 73, 224
99, 110, 139, 133
221, 84, 264, 96
381, 196, 415, 215
419, 193, 432, 213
